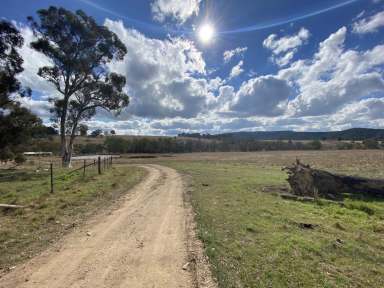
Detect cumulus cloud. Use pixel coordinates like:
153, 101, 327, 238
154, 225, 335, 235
151, 0, 201, 24
105, 19, 215, 119
280, 27, 384, 116
10, 25, 57, 122
229, 60, 244, 79
10, 17, 384, 135
334, 98, 384, 124
223, 47, 248, 63
263, 28, 310, 67
16, 25, 58, 101
352, 11, 384, 34
228, 75, 292, 117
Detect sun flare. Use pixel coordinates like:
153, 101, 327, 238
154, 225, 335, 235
197, 23, 215, 44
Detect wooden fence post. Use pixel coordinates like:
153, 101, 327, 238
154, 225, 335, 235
83, 159, 86, 177
98, 156, 101, 174
110, 156, 112, 167
50, 163, 54, 193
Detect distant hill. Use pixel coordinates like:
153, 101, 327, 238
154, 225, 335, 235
178, 128, 384, 141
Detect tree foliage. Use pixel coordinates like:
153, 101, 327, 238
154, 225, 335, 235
29, 7, 129, 166
79, 124, 88, 136
0, 20, 25, 106
0, 20, 41, 159
90, 129, 103, 137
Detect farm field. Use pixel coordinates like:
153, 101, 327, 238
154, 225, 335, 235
1, 150, 384, 287
123, 150, 384, 287
0, 162, 146, 272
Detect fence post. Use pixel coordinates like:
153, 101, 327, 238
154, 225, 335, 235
83, 159, 86, 177
110, 156, 112, 167
50, 163, 54, 193
98, 156, 101, 174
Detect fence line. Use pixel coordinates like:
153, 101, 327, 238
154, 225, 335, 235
50, 156, 114, 193
1, 155, 116, 194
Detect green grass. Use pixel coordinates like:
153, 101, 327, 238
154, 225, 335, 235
0, 164, 145, 271
167, 161, 384, 288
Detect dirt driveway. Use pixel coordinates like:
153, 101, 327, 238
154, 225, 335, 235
0, 165, 198, 288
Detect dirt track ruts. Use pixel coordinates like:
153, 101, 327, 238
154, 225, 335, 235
0, 164, 194, 288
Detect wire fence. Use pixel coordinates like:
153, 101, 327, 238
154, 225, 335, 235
0, 155, 116, 194
50, 156, 114, 193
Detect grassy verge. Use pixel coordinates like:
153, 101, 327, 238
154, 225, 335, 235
167, 161, 384, 288
0, 164, 146, 271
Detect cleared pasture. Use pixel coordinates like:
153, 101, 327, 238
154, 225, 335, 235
125, 150, 384, 288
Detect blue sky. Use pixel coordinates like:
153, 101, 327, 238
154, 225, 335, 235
2, 0, 384, 134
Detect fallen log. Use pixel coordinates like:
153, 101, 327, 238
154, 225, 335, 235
0, 204, 25, 209
283, 160, 384, 200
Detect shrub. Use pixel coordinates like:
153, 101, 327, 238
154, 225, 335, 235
308, 140, 322, 150
14, 153, 26, 164
363, 139, 379, 149
0, 148, 15, 162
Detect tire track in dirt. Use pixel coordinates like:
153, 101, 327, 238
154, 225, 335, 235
0, 165, 197, 288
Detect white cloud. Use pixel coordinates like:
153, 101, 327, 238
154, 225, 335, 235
352, 11, 384, 34
12, 25, 58, 123
223, 47, 248, 63
229, 60, 244, 79
10, 18, 384, 135
151, 0, 201, 24
229, 75, 292, 117
105, 19, 214, 119
274, 50, 295, 67
334, 98, 384, 123
0, 108, 11, 117
263, 28, 310, 67
279, 27, 384, 116
16, 25, 58, 100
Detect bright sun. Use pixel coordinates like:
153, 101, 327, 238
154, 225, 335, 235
197, 23, 215, 44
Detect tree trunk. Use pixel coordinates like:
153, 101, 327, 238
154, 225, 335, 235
65, 131, 76, 168
60, 95, 70, 168
60, 127, 69, 168
283, 160, 384, 200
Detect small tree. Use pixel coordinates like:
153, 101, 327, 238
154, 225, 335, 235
91, 129, 103, 137
110, 129, 116, 135
0, 147, 14, 163
14, 153, 27, 165
309, 140, 322, 150
363, 138, 379, 149
29, 7, 129, 167
79, 124, 88, 137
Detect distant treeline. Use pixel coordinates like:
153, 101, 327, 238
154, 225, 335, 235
179, 128, 384, 141
27, 136, 383, 155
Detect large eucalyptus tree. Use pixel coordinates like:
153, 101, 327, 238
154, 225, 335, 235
29, 7, 129, 167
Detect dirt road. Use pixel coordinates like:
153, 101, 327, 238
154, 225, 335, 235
0, 165, 195, 288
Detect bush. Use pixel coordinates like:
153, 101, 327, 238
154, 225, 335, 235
308, 140, 322, 150
14, 153, 26, 164
0, 148, 15, 162
363, 139, 379, 149
104, 137, 127, 153
79, 143, 104, 154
